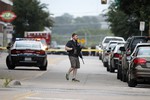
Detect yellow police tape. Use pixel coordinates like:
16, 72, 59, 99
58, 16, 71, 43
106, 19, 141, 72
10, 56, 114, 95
46, 49, 103, 52
0, 47, 6, 50
0, 47, 103, 52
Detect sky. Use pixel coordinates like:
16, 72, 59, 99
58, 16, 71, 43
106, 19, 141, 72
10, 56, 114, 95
40, 0, 110, 17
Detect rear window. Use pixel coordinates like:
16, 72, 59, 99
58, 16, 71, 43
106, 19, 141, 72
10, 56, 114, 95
137, 47, 150, 57
106, 44, 117, 50
40, 39, 47, 45
104, 38, 123, 43
131, 38, 147, 52
132, 39, 147, 46
15, 42, 41, 49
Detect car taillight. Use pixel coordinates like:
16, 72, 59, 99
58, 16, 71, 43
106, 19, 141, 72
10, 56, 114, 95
119, 55, 122, 60
36, 50, 45, 55
114, 53, 120, 58
11, 50, 21, 54
133, 58, 146, 65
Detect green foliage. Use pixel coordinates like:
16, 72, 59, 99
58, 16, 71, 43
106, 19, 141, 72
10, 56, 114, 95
52, 14, 103, 34
3, 78, 13, 88
118, 0, 150, 36
107, 1, 150, 39
52, 14, 110, 46
52, 28, 112, 46
12, 0, 53, 38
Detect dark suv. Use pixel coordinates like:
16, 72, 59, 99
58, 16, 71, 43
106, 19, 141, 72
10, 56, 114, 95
119, 36, 150, 82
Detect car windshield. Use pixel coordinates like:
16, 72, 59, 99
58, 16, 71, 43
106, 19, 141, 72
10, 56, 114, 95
104, 38, 123, 43
137, 47, 150, 57
106, 44, 117, 50
15, 41, 41, 49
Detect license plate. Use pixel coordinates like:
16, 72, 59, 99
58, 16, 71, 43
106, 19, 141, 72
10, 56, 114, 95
25, 58, 31, 61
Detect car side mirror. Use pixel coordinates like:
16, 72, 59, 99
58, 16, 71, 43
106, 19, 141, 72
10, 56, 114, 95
107, 49, 111, 52
7, 46, 11, 50
99, 45, 101, 48
120, 47, 125, 51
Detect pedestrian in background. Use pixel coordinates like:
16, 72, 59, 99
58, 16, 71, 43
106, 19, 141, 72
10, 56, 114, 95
65, 33, 82, 82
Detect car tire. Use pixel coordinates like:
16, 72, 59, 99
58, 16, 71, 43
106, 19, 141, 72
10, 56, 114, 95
107, 65, 110, 71
128, 71, 137, 87
39, 60, 47, 71
122, 73, 127, 82
109, 65, 115, 73
103, 62, 108, 67
99, 55, 102, 60
6, 56, 15, 70
117, 66, 121, 79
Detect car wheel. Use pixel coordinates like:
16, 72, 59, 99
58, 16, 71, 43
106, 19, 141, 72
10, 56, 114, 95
6, 56, 15, 70
122, 73, 127, 82
110, 64, 115, 73
107, 65, 110, 71
117, 66, 120, 79
128, 70, 137, 87
121, 69, 127, 82
117, 65, 122, 80
39, 60, 47, 71
99, 55, 102, 60
103, 62, 108, 67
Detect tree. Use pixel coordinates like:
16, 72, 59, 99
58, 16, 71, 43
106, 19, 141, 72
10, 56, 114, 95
106, 3, 140, 39
12, 0, 53, 38
118, 0, 150, 36
106, 1, 150, 39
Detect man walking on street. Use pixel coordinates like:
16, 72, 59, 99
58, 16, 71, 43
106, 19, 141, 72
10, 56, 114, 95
65, 33, 82, 82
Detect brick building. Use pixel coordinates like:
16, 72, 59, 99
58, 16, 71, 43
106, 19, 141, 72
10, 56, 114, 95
0, 0, 13, 46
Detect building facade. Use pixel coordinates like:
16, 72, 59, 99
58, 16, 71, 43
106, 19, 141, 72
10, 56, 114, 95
0, 0, 13, 46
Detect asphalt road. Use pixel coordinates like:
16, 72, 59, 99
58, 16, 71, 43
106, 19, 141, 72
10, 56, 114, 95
0, 53, 150, 100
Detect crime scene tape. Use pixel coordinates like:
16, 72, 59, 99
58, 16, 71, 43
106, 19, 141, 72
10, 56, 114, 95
0, 47, 103, 52
46, 49, 103, 52
0, 47, 6, 50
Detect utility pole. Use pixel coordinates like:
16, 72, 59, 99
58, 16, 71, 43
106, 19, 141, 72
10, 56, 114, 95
0, 21, 7, 47
149, 22, 150, 36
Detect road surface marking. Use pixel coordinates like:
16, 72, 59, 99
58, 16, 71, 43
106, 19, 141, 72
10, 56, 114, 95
14, 92, 37, 100
26, 97, 81, 100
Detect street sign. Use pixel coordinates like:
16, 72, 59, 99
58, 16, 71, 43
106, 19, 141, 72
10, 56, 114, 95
140, 21, 145, 31
5, 24, 14, 34
78, 38, 86, 44
0, 11, 17, 22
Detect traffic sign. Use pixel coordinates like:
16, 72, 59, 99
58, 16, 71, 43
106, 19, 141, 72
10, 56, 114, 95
0, 11, 17, 22
140, 21, 145, 31
5, 24, 14, 34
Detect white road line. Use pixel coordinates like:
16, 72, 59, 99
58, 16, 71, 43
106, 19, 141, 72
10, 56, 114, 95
26, 97, 81, 100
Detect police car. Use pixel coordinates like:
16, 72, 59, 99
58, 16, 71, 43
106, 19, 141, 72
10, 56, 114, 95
6, 38, 48, 70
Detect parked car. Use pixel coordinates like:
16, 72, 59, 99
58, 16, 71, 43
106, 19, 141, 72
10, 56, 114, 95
6, 39, 48, 70
103, 42, 118, 67
99, 36, 125, 61
120, 36, 150, 82
108, 44, 125, 73
127, 43, 150, 87
103, 41, 125, 68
